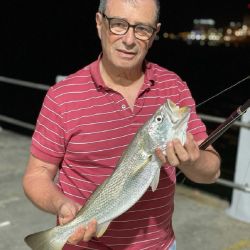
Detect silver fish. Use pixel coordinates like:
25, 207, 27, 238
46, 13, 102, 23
24, 99, 190, 250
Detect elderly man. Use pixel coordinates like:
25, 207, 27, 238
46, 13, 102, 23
23, 0, 220, 249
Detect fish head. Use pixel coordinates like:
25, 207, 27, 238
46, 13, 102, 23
146, 99, 190, 151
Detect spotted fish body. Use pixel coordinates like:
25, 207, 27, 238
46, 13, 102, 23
25, 99, 190, 250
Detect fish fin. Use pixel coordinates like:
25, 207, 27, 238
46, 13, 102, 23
24, 226, 65, 250
96, 221, 111, 238
131, 155, 152, 176
150, 167, 160, 192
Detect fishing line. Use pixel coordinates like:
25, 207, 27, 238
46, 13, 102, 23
196, 75, 250, 108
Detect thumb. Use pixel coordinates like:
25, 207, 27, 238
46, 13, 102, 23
58, 202, 80, 225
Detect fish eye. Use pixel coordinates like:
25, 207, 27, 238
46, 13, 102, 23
156, 115, 163, 122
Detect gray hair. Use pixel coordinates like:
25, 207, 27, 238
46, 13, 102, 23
98, 0, 160, 23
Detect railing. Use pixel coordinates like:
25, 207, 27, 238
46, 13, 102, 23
1, 76, 250, 193
0, 114, 35, 130
199, 113, 250, 129
0, 76, 49, 130
0, 76, 49, 91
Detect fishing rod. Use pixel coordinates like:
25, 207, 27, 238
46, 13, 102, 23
199, 99, 250, 150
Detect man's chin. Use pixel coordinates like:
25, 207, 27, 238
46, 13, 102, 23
115, 60, 140, 70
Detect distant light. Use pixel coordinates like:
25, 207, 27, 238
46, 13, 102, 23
169, 34, 176, 39
195, 34, 201, 40
224, 36, 231, 41
230, 22, 236, 27
163, 32, 169, 38
235, 30, 244, 37
193, 19, 199, 25
193, 18, 215, 26
248, 3, 250, 9
242, 25, 248, 31
226, 28, 232, 35
200, 34, 206, 40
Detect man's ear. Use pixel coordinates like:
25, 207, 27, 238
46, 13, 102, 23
148, 22, 161, 48
96, 12, 103, 39
156, 22, 161, 34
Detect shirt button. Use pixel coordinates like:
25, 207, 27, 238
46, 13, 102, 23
121, 104, 126, 110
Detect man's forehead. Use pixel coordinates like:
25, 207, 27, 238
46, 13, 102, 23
106, 0, 156, 11
105, 0, 157, 21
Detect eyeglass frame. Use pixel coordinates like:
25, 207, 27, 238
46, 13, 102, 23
100, 12, 157, 41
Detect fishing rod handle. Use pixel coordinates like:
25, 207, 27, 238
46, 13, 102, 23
199, 99, 250, 150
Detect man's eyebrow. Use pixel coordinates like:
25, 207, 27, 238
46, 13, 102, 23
106, 13, 155, 27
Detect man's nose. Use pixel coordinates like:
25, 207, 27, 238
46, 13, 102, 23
122, 27, 136, 46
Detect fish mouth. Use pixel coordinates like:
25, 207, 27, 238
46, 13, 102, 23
167, 100, 189, 118
163, 100, 190, 125
179, 106, 190, 116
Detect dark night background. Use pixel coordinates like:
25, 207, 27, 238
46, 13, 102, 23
0, 1, 250, 200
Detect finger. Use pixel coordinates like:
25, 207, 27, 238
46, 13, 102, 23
58, 202, 81, 226
67, 226, 86, 245
58, 209, 75, 225
184, 133, 200, 161
166, 142, 179, 167
155, 148, 167, 164
185, 133, 196, 149
83, 219, 97, 242
173, 139, 189, 163
59, 215, 68, 226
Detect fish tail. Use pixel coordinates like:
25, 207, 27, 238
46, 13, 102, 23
24, 226, 66, 250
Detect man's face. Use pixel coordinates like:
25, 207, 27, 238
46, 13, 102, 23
96, 0, 160, 71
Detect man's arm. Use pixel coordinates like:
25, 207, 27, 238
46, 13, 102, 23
156, 132, 221, 184
22, 154, 97, 243
22, 154, 73, 214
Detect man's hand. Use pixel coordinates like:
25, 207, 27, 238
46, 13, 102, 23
58, 201, 97, 244
155, 132, 220, 183
156, 132, 200, 168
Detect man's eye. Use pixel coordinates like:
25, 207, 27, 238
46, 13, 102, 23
136, 26, 152, 34
113, 21, 127, 28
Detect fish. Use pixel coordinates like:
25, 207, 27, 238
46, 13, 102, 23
24, 99, 190, 250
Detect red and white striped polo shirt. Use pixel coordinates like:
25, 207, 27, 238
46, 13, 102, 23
31, 58, 207, 250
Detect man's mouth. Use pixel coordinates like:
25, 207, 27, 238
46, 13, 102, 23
116, 49, 137, 59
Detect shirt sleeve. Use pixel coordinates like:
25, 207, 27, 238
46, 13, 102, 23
176, 77, 208, 142
30, 87, 66, 165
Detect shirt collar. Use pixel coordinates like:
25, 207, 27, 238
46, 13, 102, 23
90, 54, 106, 90
144, 60, 156, 88
90, 54, 156, 91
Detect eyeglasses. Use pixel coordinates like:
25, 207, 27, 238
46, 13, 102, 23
101, 13, 157, 41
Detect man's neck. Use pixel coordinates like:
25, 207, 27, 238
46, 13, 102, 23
100, 59, 144, 87
99, 59, 145, 111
